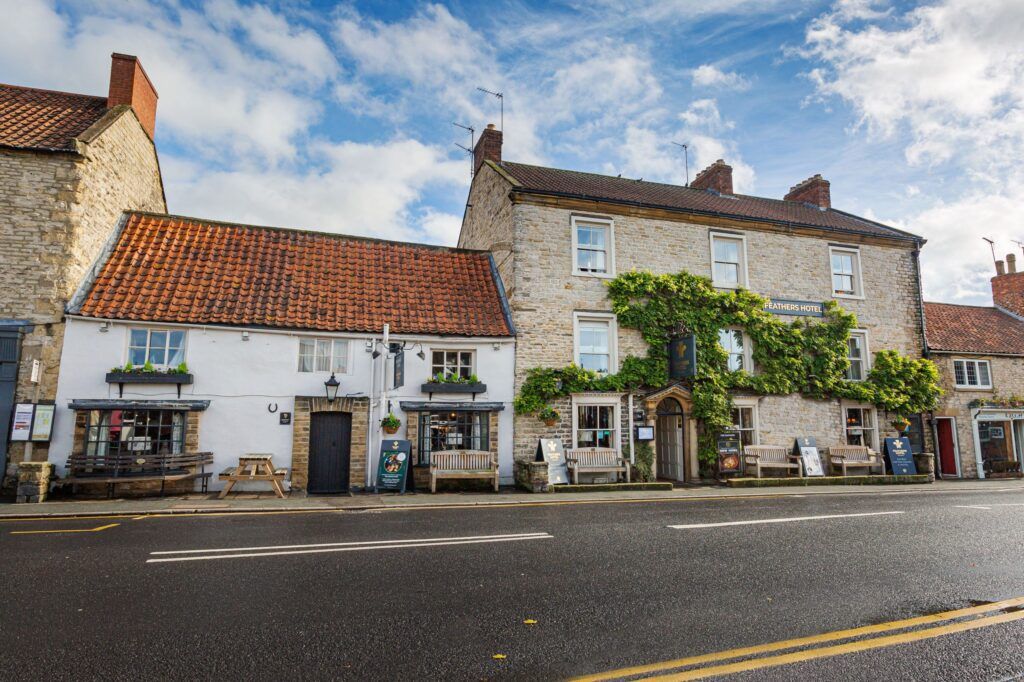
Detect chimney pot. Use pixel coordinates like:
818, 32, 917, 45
784, 174, 831, 208
107, 53, 158, 139
473, 123, 502, 173
690, 159, 733, 194
1008, 253, 1017, 274
996, 259, 1006, 276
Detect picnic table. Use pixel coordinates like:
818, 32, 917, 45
218, 454, 287, 499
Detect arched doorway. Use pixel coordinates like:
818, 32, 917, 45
656, 398, 686, 482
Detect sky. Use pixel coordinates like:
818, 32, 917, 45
2, 0, 1023, 304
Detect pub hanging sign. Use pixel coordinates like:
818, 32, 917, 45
669, 335, 697, 379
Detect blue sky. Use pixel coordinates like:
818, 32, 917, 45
4, 0, 1023, 304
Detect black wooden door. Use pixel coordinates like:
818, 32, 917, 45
0, 330, 21, 466
308, 412, 351, 494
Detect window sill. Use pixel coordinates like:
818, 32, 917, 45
712, 281, 746, 290
833, 293, 866, 301
573, 270, 615, 279
956, 386, 994, 391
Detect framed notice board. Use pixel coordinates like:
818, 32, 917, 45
29, 403, 55, 442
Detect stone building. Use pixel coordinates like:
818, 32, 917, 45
51, 212, 515, 495
459, 125, 930, 481
0, 53, 165, 476
925, 254, 1024, 479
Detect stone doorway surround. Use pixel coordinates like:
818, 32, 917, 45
644, 384, 699, 481
291, 396, 368, 493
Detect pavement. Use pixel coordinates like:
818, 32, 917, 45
1, 478, 1023, 518
2, 482, 1024, 680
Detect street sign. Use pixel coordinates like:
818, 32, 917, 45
375, 439, 412, 493
884, 437, 917, 476
794, 436, 824, 476
393, 350, 405, 390
669, 335, 697, 379
536, 438, 569, 485
717, 430, 741, 474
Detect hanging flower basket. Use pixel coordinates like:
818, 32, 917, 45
381, 413, 401, 435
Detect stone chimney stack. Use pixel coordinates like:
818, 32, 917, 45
473, 123, 502, 173
107, 53, 158, 139
996, 259, 1006, 276
1008, 253, 1017, 274
991, 254, 1024, 317
690, 159, 733, 194
784, 174, 831, 208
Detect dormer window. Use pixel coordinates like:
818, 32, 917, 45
572, 216, 614, 277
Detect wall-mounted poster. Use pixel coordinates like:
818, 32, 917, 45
10, 403, 33, 442
29, 403, 55, 442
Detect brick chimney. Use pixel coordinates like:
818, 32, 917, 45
992, 253, 1024, 317
474, 123, 502, 173
784, 174, 831, 208
690, 159, 733, 194
107, 53, 158, 139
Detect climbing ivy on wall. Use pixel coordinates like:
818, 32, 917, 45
514, 270, 942, 467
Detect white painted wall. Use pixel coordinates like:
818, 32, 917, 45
51, 317, 516, 488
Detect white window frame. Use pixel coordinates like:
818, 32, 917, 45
573, 312, 618, 375
571, 393, 622, 453
845, 329, 870, 382
709, 231, 749, 289
953, 358, 993, 390
842, 402, 879, 451
730, 398, 760, 447
718, 327, 752, 372
429, 348, 476, 380
297, 337, 352, 374
571, 215, 615, 278
829, 245, 864, 299
126, 327, 187, 369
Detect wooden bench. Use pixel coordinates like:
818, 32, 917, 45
565, 448, 631, 484
429, 450, 498, 493
828, 445, 885, 476
63, 451, 214, 498
743, 445, 802, 478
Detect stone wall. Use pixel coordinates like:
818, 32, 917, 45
291, 396, 369, 493
460, 164, 928, 465
0, 109, 164, 464
931, 353, 1024, 479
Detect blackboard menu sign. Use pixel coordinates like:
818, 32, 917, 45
669, 335, 697, 379
884, 437, 917, 476
717, 430, 742, 474
536, 438, 569, 485
393, 350, 405, 390
375, 439, 412, 492
794, 437, 824, 477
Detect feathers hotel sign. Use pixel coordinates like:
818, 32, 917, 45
763, 298, 824, 317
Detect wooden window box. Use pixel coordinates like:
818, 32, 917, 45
105, 372, 194, 398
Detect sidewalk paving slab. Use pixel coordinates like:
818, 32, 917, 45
0, 479, 1022, 519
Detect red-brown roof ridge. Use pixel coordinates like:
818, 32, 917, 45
0, 83, 110, 152
924, 301, 1024, 356
72, 212, 515, 337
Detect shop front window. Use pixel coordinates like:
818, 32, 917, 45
845, 406, 877, 449
575, 403, 618, 449
979, 420, 1016, 472
730, 406, 757, 447
84, 410, 185, 459
416, 411, 489, 465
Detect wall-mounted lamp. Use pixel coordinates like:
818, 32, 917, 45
99, 321, 111, 333
241, 331, 250, 341
417, 348, 426, 360
325, 373, 340, 403
371, 349, 381, 359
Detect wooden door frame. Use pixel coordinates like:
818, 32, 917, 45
655, 397, 686, 482
933, 416, 961, 479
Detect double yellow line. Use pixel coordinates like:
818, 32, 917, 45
574, 596, 1024, 681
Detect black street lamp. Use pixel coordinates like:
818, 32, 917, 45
325, 373, 340, 403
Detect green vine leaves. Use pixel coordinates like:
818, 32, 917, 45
515, 270, 942, 463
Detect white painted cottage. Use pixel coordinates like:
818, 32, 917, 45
50, 212, 516, 494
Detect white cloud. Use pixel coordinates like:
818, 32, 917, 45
691, 64, 751, 91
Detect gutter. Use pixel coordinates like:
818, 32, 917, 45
488, 253, 517, 336
913, 248, 930, 359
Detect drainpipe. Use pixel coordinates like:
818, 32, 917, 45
365, 335, 377, 489
628, 393, 635, 464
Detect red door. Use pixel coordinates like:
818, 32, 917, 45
937, 419, 958, 477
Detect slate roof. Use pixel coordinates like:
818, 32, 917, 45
924, 302, 1024, 355
73, 212, 514, 337
497, 161, 921, 243
0, 84, 109, 151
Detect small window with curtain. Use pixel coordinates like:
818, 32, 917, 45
128, 328, 186, 368
830, 246, 863, 297
845, 331, 869, 381
416, 411, 489, 465
730, 405, 758, 447
574, 401, 619, 450
298, 338, 349, 373
845, 405, 877, 449
718, 329, 748, 372
575, 314, 616, 375
710, 233, 747, 288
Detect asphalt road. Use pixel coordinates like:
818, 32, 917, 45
2, 487, 1024, 681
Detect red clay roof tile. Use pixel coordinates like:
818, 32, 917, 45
75, 213, 513, 337
0, 84, 109, 151
924, 302, 1024, 355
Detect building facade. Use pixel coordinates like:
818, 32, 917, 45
0, 54, 165, 476
925, 254, 1024, 479
51, 212, 515, 494
460, 125, 930, 480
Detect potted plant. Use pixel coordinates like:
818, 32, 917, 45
539, 406, 560, 427
890, 415, 911, 433
421, 371, 487, 395
105, 362, 194, 398
381, 413, 401, 435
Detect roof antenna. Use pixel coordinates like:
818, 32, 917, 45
983, 237, 997, 267
476, 87, 503, 131
671, 142, 689, 186
452, 122, 475, 177
1014, 239, 1024, 258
